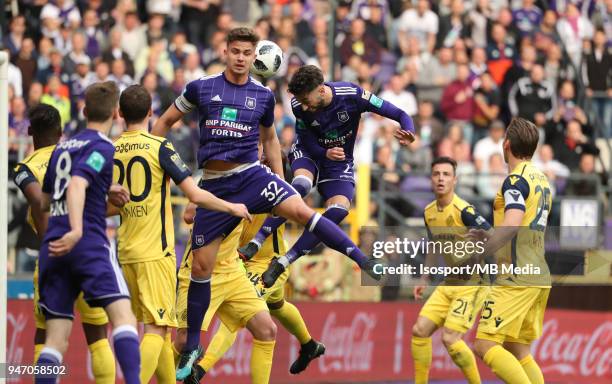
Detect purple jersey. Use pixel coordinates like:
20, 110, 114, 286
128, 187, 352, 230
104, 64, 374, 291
42, 128, 114, 243
174, 72, 275, 167
291, 82, 414, 161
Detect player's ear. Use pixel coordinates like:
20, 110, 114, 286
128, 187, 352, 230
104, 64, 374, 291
83, 106, 88, 119
118, 108, 124, 118
147, 108, 152, 118
112, 107, 119, 120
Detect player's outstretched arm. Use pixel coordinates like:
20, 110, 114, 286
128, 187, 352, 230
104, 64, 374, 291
152, 104, 184, 137
360, 90, 416, 145
178, 176, 252, 222
49, 176, 88, 256
259, 124, 284, 177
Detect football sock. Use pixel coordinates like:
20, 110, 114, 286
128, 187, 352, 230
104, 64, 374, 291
199, 322, 237, 372
412, 336, 432, 384
270, 302, 311, 344
154, 333, 176, 384
139, 333, 164, 383
447, 340, 480, 384
251, 339, 275, 384
520, 354, 545, 384
112, 325, 141, 384
89, 338, 115, 384
34, 343, 44, 364
185, 276, 211, 351
307, 213, 369, 267
483, 345, 530, 384
35, 347, 62, 384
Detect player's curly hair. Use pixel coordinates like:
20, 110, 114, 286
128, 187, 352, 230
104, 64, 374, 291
288, 65, 324, 96
506, 117, 539, 159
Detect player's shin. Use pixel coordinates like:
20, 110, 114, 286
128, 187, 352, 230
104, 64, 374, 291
411, 336, 432, 384
139, 333, 165, 383
520, 355, 545, 384
482, 345, 531, 383
448, 340, 481, 384
251, 339, 276, 384
154, 333, 176, 384
88, 338, 116, 384
306, 213, 369, 267
199, 322, 238, 372
185, 276, 211, 351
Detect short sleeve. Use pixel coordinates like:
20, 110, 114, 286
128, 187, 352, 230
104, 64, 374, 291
159, 140, 192, 184
260, 92, 275, 127
174, 80, 199, 113
72, 143, 114, 185
13, 163, 38, 193
461, 205, 492, 230
501, 175, 530, 211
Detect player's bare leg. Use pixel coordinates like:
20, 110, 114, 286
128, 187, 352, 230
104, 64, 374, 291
238, 168, 315, 260
105, 298, 141, 384
176, 237, 222, 380
262, 195, 380, 287
411, 316, 438, 384
474, 338, 531, 383
504, 341, 544, 384
268, 299, 326, 374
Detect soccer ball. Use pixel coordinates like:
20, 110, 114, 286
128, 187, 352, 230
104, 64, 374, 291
251, 40, 283, 78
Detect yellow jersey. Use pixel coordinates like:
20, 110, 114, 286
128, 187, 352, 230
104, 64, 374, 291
493, 161, 551, 286
113, 130, 191, 264
239, 214, 287, 267
424, 194, 491, 282
13, 145, 56, 233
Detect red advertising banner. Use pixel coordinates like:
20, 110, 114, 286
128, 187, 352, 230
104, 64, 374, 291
6, 300, 612, 383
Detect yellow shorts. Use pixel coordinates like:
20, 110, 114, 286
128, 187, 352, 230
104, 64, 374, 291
245, 261, 289, 304
176, 265, 267, 333
33, 261, 108, 329
476, 286, 550, 344
419, 284, 488, 333
121, 256, 177, 327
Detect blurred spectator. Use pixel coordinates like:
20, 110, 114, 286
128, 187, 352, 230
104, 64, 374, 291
168, 31, 197, 69
583, 29, 612, 137
397, 36, 431, 80
468, 0, 492, 48
108, 59, 134, 91
13, 38, 37, 97
533, 10, 561, 53
486, 23, 517, 85
501, 45, 536, 99
473, 120, 505, 172
8, 97, 29, 138
183, 51, 206, 83
135, 38, 174, 84
41, 75, 71, 131
508, 64, 555, 126
379, 74, 417, 117
37, 48, 69, 86
469, 47, 488, 78
543, 43, 577, 92
116, 11, 148, 60
279, 125, 295, 154
36, 38, 53, 76
62, 31, 89, 76
339, 18, 382, 67
142, 72, 174, 120
5, 50, 23, 98
398, 135, 433, 172
413, 100, 445, 149
440, 64, 475, 125
291, 1, 317, 56
438, 122, 472, 162
565, 152, 605, 197
82, 9, 105, 59
553, 80, 589, 126
69, 56, 94, 111
533, 144, 570, 195
437, 0, 472, 49
496, 7, 521, 46
556, 2, 594, 67
472, 72, 501, 137
365, 4, 389, 49
476, 153, 506, 198
27, 82, 44, 108
550, 119, 598, 171
3, 15, 26, 56
145, 12, 170, 45
398, 0, 439, 53
512, 0, 542, 37
415, 47, 456, 102
40, 0, 81, 36
102, 28, 135, 77
590, 0, 612, 40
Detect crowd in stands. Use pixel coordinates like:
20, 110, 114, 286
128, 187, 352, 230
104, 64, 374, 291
3, 0, 611, 230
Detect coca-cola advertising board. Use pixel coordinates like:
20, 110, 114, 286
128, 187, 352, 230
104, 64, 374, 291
5, 300, 611, 383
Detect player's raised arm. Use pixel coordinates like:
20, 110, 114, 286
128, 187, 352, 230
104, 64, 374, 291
357, 87, 416, 145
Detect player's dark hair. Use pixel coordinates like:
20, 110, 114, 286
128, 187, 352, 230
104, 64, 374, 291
506, 117, 539, 159
431, 156, 457, 174
28, 103, 61, 138
227, 27, 259, 46
120, 84, 152, 124
288, 65, 324, 96
84, 81, 119, 123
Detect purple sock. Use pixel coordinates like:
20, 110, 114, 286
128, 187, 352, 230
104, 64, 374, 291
35, 348, 62, 384
185, 276, 211, 351
112, 325, 141, 384
253, 215, 287, 245
286, 205, 349, 263
307, 213, 369, 267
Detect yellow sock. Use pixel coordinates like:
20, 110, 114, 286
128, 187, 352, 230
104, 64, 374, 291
447, 340, 481, 384
270, 302, 311, 344
88, 339, 115, 384
154, 333, 176, 384
251, 339, 275, 384
199, 322, 238, 372
411, 336, 432, 384
34, 344, 44, 363
172, 339, 181, 366
483, 345, 531, 384
520, 354, 544, 384
139, 333, 165, 383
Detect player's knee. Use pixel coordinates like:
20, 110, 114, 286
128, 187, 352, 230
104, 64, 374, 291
191, 259, 213, 278
473, 339, 491, 359
256, 321, 277, 341
174, 328, 187, 351
412, 322, 431, 338
291, 175, 313, 198
441, 329, 462, 348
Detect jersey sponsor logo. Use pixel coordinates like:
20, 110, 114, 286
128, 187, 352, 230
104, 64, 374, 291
115, 142, 151, 153
15, 171, 29, 186
362, 90, 371, 100
86, 151, 106, 172
296, 119, 306, 131
170, 153, 188, 170
221, 107, 238, 121
311, 120, 320, 126
57, 138, 90, 150
245, 97, 256, 109
370, 94, 383, 108
211, 94, 222, 102
337, 111, 349, 122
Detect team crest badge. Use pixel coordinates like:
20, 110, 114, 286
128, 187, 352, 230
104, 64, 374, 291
337, 111, 349, 122
245, 97, 256, 109
195, 235, 205, 246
